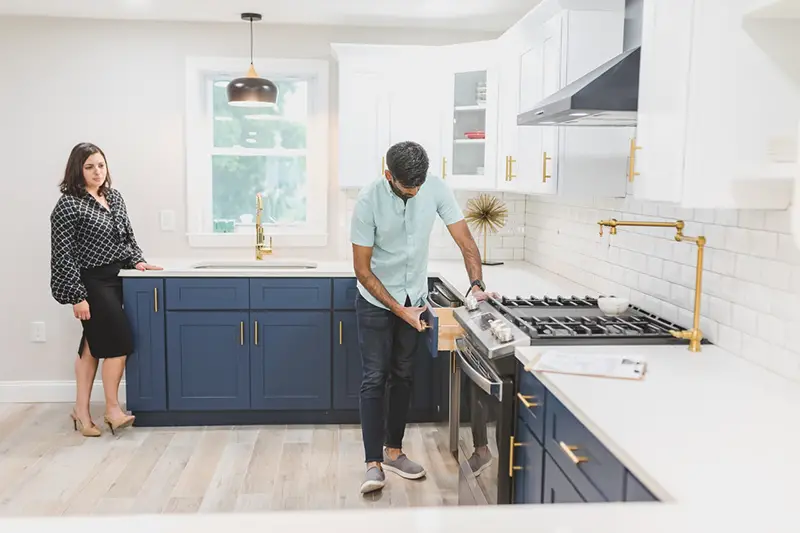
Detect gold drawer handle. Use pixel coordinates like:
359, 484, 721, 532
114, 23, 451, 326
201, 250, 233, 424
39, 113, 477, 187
339, 321, 343, 345
517, 393, 539, 409
153, 287, 158, 313
559, 441, 588, 465
254, 321, 259, 345
240, 322, 244, 346
508, 436, 524, 477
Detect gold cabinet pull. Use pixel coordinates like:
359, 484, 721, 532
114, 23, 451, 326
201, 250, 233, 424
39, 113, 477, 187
381, 156, 386, 175
517, 392, 539, 409
628, 138, 641, 182
559, 441, 588, 465
508, 436, 523, 477
153, 287, 158, 313
542, 151, 552, 182
240, 322, 244, 346
339, 321, 343, 345
254, 321, 258, 345
441, 157, 447, 180
507, 156, 516, 181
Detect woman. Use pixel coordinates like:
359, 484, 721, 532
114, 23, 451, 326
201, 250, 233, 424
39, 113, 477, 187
50, 142, 162, 437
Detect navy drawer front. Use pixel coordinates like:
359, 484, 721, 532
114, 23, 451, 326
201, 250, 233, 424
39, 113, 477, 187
333, 278, 359, 309
250, 278, 332, 310
625, 471, 658, 502
518, 370, 546, 443
545, 392, 624, 502
165, 279, 249, 310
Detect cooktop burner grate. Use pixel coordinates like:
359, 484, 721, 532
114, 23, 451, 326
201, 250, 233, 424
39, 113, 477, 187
515, 311, 680, 338
499, 295, 599, 308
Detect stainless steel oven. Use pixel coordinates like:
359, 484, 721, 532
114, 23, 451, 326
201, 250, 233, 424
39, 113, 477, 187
453, 336, 515, 505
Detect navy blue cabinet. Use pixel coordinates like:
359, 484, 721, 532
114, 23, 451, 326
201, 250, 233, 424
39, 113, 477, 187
514, 363, 660, 507
166, 311, 250, 411
123, 276, 447, 425
250, 311, 331, 410
333, 311, 360, 410
625, 471, 658, 502
543, 453, 585, 503
123, 278, 166, 412
513, 418, 544, 504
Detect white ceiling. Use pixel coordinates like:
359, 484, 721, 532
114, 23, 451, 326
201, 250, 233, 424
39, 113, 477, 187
0, 0, 542, 31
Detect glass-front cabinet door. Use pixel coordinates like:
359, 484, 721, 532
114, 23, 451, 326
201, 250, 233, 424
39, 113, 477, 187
440, 41, 499, 190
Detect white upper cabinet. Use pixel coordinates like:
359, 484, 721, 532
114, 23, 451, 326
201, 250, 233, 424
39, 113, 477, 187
499, 4, 629, 197
633, 0, 798, 209
437, 40, 500, 191
332, 44, 443, 189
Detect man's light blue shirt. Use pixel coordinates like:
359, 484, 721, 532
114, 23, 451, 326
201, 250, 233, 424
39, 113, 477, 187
350, 175, 464, 310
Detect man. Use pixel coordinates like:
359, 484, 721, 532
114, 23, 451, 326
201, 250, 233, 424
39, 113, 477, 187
350, 141, 494, 494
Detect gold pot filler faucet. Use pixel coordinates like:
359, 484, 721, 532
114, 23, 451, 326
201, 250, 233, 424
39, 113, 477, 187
597, 218, 706, 353
255, 193, 273, 260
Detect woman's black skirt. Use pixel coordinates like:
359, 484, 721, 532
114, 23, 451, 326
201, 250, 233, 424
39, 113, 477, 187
77, 261, 133, 359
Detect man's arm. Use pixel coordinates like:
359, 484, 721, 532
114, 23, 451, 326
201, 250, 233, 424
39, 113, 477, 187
352, 244, 403, 315
446, 220, 483, 288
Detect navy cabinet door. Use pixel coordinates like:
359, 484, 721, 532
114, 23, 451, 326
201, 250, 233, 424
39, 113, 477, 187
543, 453, 585, 504
625, 471, 658, 502
123, 278, 166, 412
513, 419, 544, 504
250, 311, 332, 410
333, 311, 361, 410
166, 311, 250, 411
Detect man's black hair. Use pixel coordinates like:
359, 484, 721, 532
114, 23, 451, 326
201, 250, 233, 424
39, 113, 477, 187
386, 141, 429, 188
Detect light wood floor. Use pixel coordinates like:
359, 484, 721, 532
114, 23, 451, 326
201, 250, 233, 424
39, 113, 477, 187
0, 403, 458, 517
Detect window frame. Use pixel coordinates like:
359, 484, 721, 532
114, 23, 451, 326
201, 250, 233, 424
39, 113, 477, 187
185, 57, 329, 248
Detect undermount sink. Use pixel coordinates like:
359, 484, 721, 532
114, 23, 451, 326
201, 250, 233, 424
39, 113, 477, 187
191, 260, 318, 270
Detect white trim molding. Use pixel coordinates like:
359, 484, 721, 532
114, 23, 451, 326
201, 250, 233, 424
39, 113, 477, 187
185, 56, 330, 248
0, 380, 126, 404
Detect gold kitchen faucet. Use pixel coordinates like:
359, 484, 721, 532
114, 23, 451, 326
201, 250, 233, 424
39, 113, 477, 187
597, 218, 706, 353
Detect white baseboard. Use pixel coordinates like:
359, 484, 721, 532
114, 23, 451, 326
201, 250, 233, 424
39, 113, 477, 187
0, 380, 126, 403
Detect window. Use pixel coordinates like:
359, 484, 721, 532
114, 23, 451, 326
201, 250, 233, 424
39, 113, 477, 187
186, 58, 329, 247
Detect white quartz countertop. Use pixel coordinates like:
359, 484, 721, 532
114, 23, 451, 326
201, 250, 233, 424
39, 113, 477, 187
516, 344, 800, 507
19, 258, 789, 531
118, 259, 594, 300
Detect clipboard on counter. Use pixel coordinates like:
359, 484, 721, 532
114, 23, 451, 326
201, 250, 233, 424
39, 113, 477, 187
528, 350, 647, 381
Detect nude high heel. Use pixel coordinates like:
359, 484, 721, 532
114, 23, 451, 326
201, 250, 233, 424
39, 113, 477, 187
103, 413, 135, 435
70, 410, 101, 437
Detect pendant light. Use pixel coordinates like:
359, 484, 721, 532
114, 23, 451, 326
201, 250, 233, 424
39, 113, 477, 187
227, 13, 278, 107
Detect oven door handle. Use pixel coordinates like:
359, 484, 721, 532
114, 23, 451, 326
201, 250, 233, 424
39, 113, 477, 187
455, 340, 503, 400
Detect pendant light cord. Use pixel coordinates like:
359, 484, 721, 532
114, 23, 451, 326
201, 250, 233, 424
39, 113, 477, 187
249, 17, 254, 66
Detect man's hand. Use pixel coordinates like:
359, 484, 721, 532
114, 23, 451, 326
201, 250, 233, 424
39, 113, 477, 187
398, 305, 429, 332
471, 286, 500, 302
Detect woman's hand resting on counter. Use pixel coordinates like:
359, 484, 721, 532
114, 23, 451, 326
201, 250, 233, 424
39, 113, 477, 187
134, 262, 163, 271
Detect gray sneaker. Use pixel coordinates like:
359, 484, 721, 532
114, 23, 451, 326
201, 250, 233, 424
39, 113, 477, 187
382, 449, 427, 480
468, 451, 493, 476
360, 466, 386, 494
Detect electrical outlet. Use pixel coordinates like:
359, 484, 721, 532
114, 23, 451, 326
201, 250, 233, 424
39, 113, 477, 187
160, 210, 176, 232
31, 321, 46, 343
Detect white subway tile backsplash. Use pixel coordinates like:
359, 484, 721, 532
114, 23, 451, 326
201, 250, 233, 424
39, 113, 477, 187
524, 197, 800, 384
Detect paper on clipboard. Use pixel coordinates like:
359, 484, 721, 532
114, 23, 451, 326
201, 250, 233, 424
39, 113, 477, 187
531, 350, 647, 381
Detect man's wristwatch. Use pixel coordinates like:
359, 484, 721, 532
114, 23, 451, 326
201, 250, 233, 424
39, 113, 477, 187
467, 279, 485, 296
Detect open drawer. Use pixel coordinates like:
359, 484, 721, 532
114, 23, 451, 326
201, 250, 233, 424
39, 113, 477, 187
430, 306, 463, 352
422, 299, 464, 356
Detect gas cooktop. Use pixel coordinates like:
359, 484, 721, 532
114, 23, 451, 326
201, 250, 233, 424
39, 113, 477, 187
453, 294, 698, 360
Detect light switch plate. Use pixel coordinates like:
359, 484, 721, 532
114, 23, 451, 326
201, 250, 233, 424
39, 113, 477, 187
31, 322, 46, 342
160, 210, 176, 232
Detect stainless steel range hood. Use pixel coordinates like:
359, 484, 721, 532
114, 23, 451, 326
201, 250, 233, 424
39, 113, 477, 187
518, 0, 643, 127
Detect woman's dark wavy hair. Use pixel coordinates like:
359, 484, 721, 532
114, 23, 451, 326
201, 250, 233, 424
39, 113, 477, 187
59, 142, 112, 196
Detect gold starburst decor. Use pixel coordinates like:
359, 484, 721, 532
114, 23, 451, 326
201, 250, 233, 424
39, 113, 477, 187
465, 193, 508, 266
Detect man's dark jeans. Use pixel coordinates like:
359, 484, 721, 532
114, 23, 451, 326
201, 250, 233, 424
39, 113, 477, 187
356, 293, 422, 463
